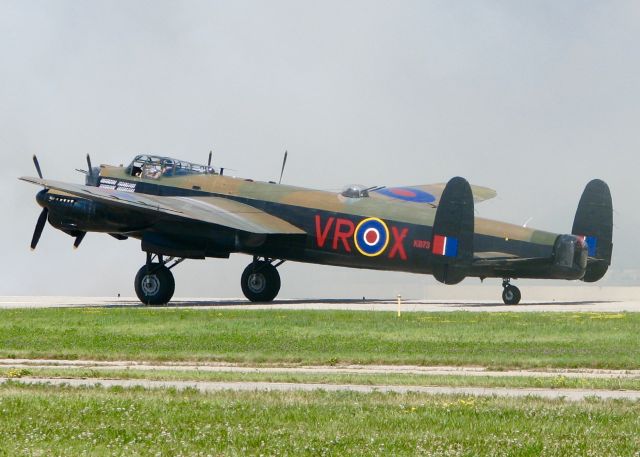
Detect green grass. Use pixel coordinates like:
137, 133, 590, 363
1, 309, 639, 369
1, 383, 639, 456
4, 367, 640, 391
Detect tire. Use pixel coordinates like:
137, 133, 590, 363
241, 261, 281, 302
502, 285, 521, 305
134, 264, 175, 305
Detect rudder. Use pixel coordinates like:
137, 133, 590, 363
571, 179, 613, 282
431, 176, 474, 284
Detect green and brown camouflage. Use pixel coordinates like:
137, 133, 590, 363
20, 153, 613, 305
98, 162, 553, 243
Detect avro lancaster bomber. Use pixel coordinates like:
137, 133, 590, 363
21, 153, 613, 305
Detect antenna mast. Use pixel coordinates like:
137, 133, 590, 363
278, 150, 288, 184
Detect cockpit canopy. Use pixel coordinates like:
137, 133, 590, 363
126, 155, 216, 179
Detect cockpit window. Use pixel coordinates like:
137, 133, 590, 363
141, 163, 163, 180
127, 155, 216, 179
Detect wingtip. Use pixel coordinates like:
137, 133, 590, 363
19, 176, 41, 183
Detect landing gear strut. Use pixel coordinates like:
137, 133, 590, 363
501, 279, 521, 305
241, 257, 283, 302
134, 253, 184, 305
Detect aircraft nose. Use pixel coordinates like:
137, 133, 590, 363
35, 188, 49, 208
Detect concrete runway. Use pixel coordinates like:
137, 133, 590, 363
1, 290, 640, 312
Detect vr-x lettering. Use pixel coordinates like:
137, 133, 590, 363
388, 227, 408, 260
315, 215, 334, 248
314, 215, 355, 251
333, 218, 355, 252
314, 215, 408, 260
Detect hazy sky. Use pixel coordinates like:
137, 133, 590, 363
2, 1, 638, 299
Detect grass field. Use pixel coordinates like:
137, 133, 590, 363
3, 367, 640, 391
1, 383, 639, 456
2, 308, 639, 455
0, 308, 638, 369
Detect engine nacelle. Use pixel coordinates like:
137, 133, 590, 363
39, 189, 149, 234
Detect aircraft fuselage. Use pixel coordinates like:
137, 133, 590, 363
87, 167, 580, 280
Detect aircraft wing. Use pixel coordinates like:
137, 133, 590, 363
20, 177, 306, 235
371, 183, 497, 206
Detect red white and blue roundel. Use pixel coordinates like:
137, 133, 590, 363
375, 187, 436, 203
354, 217, 390, 257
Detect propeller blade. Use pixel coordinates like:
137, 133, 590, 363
73, 232, 86, 249
86, 154, 93, 178
33, 155, 43, 179
31, 208, 48, 250
75, 168, 89, 175
278, 150, 288, 184
208, 150, 213, 168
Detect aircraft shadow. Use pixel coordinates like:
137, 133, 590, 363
88, 298, 616, 309
85, 298, 396, 309
164, 298, 394, 308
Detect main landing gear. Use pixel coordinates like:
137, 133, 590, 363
134, 253, 184, 305
241, 257, 284, 302
133, 254, 285, 305
501, 278, 521, 305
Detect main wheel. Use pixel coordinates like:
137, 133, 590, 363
502, 285, 521, 305
134, 264, 175, 305
241, 261, 281, 302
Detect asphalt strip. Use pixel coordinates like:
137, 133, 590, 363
2, 293, 640, 312
2, 377, 639, 401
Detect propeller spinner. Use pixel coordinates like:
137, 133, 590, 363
29, 155, 89, 250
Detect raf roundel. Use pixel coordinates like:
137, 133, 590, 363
375, 187, 436, 203
354, 217, 390, 257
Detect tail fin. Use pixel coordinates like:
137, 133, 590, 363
571, 179, 613, 282
431, 176, 474, 284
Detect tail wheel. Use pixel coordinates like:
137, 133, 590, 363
135, 264, 175, 305
502, 284, 521, 305
241, 261, 280, 302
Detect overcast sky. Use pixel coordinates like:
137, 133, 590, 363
1, 1, 638, 299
